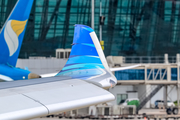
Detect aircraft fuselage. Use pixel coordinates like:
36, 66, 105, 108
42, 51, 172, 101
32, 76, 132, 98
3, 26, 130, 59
0, 64, 30, 81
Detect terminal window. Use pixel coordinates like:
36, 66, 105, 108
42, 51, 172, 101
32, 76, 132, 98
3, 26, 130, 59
117, 94, 128, 105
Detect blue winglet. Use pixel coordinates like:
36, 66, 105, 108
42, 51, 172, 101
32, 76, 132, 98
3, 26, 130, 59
57, 25, 105, 78
0, 0, 34, 66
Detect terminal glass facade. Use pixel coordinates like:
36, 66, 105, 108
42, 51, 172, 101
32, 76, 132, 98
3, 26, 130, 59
1, 0, 180, 58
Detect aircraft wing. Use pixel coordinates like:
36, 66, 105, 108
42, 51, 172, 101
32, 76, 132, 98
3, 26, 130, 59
0, 24, 119, 119
0, 77, 114, 119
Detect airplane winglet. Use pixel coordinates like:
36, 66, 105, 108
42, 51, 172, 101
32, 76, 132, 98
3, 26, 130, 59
57, 24, 117, 88
57, 25, 106, 78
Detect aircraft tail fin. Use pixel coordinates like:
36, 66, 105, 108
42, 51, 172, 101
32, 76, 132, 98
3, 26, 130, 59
0, 0, 34, 66
57, 25, 117, 88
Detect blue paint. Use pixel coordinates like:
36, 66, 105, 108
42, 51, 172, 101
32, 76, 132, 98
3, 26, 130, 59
0, 0, 34, 66
0, 0, 34, 80
62, 63, 104, 71
70, 43, 98, 56
65, 56, 102, 65
57, 25, 105, 79
0, 64, 30, 80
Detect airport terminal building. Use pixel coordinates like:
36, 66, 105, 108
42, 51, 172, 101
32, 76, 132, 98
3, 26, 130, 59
1, 0, 180, 58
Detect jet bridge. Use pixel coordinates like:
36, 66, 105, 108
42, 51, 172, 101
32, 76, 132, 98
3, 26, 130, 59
115, 63, 180, 85
107, 54, 180, 111
107, 54, 180, 85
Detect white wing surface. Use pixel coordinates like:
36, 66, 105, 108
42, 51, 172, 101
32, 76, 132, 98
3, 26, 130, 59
0, 77, 114, 119
40, 73, 58, 78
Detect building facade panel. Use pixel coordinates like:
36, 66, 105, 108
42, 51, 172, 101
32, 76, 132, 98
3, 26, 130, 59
1, 0, 180, 58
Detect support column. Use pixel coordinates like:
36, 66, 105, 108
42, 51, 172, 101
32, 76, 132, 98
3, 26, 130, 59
62, 0, 72, 48
99, 0, 102, 41
176, 54, 180, 63
177, 54, 180, 84
40, 0, 61, 41
145, 85, 151, 108
164, 54, 169, 64
167, 66, 171, 82
177, 85, 180, 108
91, 0, 94, 29
177, 57, 180, 108
164, 85, 168, 108
145, 65, 147, 83
178, 64, 179, 83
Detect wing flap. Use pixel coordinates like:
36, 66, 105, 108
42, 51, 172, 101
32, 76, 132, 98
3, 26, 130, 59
0, 79, 114, 119
0, 94, 48, 119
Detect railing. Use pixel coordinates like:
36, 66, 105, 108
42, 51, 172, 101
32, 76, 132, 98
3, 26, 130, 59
123, 56, 176, 64
137, 85, 164, 111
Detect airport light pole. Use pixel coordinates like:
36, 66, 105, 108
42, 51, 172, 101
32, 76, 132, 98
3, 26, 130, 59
99, 0, 102, 41
91, 0, 94, 29
99, 0, 105, 50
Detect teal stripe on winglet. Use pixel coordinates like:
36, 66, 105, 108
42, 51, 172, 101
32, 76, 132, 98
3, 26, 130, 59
62, 63, 105, 71
57, 68, 103, 77
81, 43, 95, 47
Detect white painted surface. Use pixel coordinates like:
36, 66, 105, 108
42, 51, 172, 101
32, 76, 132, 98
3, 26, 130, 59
110, 64, 141, 71
16, 58, 178, 109
89, 106, 97, 115
108, 85, 134, 105
4, 20, 20, 56
128, 92, 138, 99
0, 79, 114, 119
40, 73, 58, 78
16, 58, 67, 74
151, 86, 177, 105
90, 32, 117, 81
135, 85, 151, 108
0, 74, 13, 81
90, 32, 110, 72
